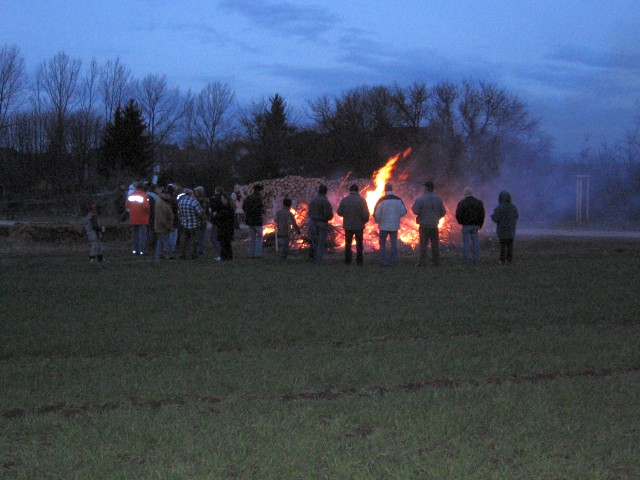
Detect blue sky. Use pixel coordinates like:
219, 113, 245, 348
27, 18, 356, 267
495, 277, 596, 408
3, 0, 639, 154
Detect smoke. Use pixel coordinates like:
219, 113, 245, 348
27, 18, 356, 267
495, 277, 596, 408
393, 143, 640, 229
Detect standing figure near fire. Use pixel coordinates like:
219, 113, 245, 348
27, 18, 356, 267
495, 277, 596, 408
455, 187, 485, 264
307, 184, 334, 263
243, 184, 265, 259
125, 182, 150, 256
491, 191, 519, 264
412, 181, 447, 266
215, 193, 236, 261
337, 184, 370, 266
231, 185, 244, 229
275, 198, 301, 262
178, 188, 204, 260
154, 189, 175, 260
208, 187, 225, 261
83, 203, 105, 262
373, 183, 407, 267
194, 186, 210, 257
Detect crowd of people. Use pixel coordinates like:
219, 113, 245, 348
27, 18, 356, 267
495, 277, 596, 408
85, 179, 519, 266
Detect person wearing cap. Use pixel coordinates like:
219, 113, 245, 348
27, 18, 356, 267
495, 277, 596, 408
242, 184, 265, 259
337, 184, 370, 265
412, 181, 447, 266
178, 188, 204, 259
307, 184, 334, 263
125, 181, 150, 255
154, 189, 175, 259
455, 186, 485, 264
373, 182, 407, 266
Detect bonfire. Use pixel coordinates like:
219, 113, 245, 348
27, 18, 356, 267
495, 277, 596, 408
261, 148, 456, 253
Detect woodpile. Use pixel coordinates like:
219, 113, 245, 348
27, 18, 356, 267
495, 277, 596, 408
239, 175, 426, 221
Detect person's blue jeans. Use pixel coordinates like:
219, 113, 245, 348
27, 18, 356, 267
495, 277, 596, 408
462, 225, 480, 263
131, 225, 148, 254
307, 219, 329, 263
248, 225, 263, 258
155, 232, 171, 259
379, 230, 398, 266
197, 225, 207, 255
278, 236, 290, 261
169, 229, 178, 258
209, 224, 221, 257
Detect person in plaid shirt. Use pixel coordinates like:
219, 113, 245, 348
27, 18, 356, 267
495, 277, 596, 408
178, 188, 203, 259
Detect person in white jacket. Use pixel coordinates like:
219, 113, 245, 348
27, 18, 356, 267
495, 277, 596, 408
373, 183, 407, 266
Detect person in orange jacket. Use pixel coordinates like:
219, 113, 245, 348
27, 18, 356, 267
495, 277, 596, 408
125, 182, 151, 255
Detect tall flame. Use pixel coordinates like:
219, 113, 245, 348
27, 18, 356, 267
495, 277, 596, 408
365, 147, 412, 213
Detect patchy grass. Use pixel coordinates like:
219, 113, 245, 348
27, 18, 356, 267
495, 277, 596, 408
1, 237, 640, 479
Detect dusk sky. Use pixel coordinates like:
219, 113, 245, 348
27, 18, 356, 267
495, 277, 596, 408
3, 0, 639, 155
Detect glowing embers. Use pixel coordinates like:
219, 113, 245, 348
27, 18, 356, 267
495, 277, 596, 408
262, 148, 454, 253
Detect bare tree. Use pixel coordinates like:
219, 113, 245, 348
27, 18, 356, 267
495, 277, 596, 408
99, 57, 134, 121
34, 51, 82, 165
306, 93, 334, 133
36, 52, 81, 122
432, 81, 459, 137
68, 59, 103, 185
185, 81, 236, 150
0, 44, 27, 137
392, 81, 431, 131
135, 73, 188, 149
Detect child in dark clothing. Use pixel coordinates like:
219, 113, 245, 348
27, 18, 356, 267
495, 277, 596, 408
83, 204, 105, 262
491, 191, 519, 264
275, 198, 301, 261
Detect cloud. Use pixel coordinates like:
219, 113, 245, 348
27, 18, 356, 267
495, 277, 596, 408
218, 0, 338, 40
547, 45, 640, 73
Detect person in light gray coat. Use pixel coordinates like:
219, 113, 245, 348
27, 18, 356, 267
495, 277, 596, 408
412, 181, 447, 266
373, 183, 407, 266
491, 190, 519, 264
337, 184, 370, 265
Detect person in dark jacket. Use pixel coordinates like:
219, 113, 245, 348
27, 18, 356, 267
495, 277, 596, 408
215, 193, 235, 261
336, 184, 370, 265
208, 186, 224, 261
455, 187, 485, 263
491, 190, 519, 264
307, 184, 334, 263
242, 184, 265, 258
412, 181, 446, 266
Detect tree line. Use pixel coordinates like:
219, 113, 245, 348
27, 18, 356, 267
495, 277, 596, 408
1, 43, 638, 224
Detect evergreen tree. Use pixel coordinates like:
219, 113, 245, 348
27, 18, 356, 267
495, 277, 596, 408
241, 94, 295, 179
99, 99, 151, 178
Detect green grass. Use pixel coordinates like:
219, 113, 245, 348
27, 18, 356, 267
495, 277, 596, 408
1, 238, 640, 479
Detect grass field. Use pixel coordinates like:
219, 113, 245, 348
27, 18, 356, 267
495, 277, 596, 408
1, 236, 640, 479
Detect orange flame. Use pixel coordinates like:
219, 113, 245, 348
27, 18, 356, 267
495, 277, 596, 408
262, 147, 453, 254
365, 147, 412, 214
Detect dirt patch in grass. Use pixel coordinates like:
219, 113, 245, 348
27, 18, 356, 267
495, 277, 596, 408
2, 395, 222, 419
8, 365, 635, 420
